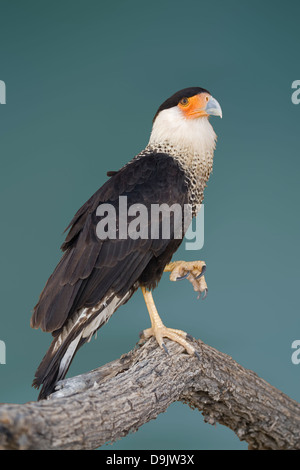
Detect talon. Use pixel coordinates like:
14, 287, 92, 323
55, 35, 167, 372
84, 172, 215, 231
201, 288, 208, 300
176, 272, 190, 281
195, 264, 206, 280
194, 351, 201, 361
162, 342, 169, 354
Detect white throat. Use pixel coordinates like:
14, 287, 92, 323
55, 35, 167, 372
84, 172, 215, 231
148, 107, 217, 156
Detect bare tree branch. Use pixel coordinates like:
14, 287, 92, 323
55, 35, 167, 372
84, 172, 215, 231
0, 337, 299, 450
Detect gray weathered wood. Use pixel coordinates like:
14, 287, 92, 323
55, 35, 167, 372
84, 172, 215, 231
0, 337, 299, 450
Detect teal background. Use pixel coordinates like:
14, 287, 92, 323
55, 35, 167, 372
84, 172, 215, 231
0, 0, 300, 450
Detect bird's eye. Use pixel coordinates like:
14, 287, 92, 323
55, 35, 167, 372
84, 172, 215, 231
205, 96, 209, 102
179, 97, 189, 106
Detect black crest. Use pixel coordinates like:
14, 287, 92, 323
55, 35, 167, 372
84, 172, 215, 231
153, 87, 210, 122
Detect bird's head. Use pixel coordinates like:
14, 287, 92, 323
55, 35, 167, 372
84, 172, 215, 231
149, 87, 222, 155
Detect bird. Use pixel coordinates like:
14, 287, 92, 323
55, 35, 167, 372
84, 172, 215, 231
31, 87, 222, 400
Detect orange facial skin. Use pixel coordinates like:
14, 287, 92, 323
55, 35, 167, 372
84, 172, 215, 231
177, 93, 211, 119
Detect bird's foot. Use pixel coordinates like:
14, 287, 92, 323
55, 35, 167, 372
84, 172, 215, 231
165, 260, 208, 299
140, 325, 198, 357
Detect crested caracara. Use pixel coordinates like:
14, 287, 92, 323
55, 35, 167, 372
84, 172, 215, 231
31, 87, 222, 400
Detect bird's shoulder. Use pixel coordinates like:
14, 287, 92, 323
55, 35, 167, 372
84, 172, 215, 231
62, 150, 188, 251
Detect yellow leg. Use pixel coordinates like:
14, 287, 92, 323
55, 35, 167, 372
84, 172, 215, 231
140, 286, 196, 356
164, 260, 208, 299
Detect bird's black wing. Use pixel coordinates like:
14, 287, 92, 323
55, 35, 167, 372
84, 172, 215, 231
31, 152, 189, 334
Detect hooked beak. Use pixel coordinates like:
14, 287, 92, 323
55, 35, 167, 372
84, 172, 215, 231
205, 96, 222, 119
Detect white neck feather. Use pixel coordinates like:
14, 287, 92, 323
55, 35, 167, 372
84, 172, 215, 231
148, 107, 217, 156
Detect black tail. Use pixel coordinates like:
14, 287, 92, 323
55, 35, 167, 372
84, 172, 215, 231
32, 292, 134, 400
32, 330, 85, 400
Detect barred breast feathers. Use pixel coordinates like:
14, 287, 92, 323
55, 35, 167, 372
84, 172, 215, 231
147, 106, 217, 210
